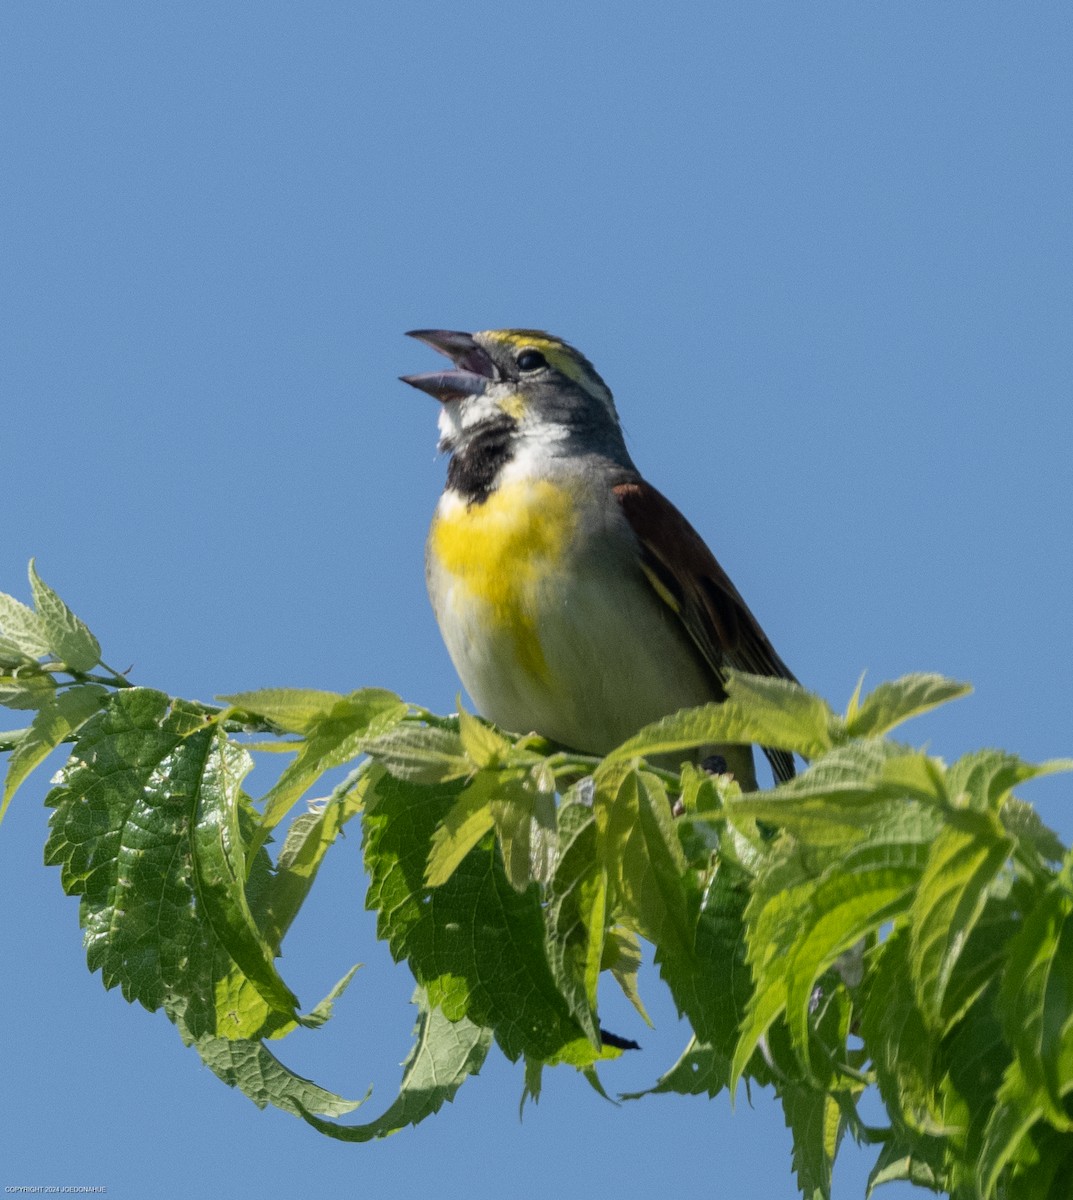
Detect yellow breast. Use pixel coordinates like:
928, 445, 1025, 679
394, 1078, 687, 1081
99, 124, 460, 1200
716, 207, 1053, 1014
429, 479, 577, 683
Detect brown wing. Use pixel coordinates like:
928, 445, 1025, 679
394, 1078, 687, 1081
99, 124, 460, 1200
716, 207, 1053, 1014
613, 479, 796, 783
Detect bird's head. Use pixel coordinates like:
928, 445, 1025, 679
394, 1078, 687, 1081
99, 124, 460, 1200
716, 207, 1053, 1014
401, 328, 626, 461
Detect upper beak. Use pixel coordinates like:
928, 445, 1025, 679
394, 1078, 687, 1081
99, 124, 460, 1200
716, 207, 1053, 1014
400, 330, 499, 402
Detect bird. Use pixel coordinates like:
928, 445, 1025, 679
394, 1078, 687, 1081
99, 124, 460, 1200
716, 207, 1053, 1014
401, 328, 795, 789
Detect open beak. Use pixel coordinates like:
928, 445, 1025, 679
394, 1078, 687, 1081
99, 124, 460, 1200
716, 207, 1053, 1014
400, 330, 500, 402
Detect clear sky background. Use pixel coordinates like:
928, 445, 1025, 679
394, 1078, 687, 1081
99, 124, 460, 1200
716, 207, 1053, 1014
2, 4, 1071, 1199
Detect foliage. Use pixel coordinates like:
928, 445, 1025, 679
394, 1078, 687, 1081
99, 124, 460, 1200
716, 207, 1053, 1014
2, 564, 1072, 1198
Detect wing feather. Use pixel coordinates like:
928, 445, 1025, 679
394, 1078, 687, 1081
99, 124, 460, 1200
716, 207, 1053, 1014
613, 480, 796, 783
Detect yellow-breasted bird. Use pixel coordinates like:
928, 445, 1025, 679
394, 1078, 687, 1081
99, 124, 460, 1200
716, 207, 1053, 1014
402, 328, 795, 789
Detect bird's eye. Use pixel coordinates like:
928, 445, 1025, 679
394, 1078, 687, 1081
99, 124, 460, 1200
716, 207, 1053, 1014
515, 349, 547, 372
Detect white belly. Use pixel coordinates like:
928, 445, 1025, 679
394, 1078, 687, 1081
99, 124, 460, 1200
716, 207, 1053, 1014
426, 479, 722, 757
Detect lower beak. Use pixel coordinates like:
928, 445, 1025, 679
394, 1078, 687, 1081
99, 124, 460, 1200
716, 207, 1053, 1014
400, 329, 499, 402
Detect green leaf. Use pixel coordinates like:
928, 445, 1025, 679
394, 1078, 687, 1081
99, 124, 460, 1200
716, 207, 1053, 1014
648, 864, 758, 1101
720, 743, 947, 849
778, 1081, 842, 1200
858, 929, 943, 1135
491, 771, 555, 893
362, 723, 471, 783
844, 674, 971, 739
457, 704, 509, 766
0, 726, 30, 753
299, 989, 492, 1141
28, 559, 101, 672
363, 770, 589, 1062
977, 1057, 1054, 1198
43, 690, 297, 1039
595, 768, 691, 954
0, 670, 56, 711
725, 671, 837, 756
999, 881, 1073, 1126
604, 683, 830, 767
301, 964, 362, 1029
782, 842, 927, 1072
544, 801, 606, 1044
193, 1034, 363, 1117
0, 589, 51, 658
941, 978, 1015, 1195
0, 634, 35, 667
602, 926, 650, 1026
941, 883, 1020, 1028
190, 726, 301, 1022
2, 683, 108, 821
425, 774, 496, 887
1002, 797, 1067, 867
255, 768, 372, 951
252, 689, 407, 850
946, 748, 1072, 814
621, 1035, 727, 1099
865, 1135, 946, 1197
218, 687, 349, 733
909, 813, 1013, 1027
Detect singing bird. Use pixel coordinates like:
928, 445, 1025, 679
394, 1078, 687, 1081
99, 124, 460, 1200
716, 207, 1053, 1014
403, 328, 795, 789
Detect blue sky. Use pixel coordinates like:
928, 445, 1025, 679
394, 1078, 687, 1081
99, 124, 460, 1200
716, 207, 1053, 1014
2, 4, 1071, 1198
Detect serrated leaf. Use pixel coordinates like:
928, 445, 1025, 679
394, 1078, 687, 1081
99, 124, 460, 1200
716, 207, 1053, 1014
999, 883, 1073, 1126
252, 690, 407, 852
977, 1057, 1054, 1198
783, 842, 927, 1072
941, 979, 1015, 1194
946, 748, 1073, 814
0, 726, 30, 753
193, 1034, 363, 1117
645, 863, 757, 1100
363, 770, 589, 1062
190, 727, 301, 1022
844, 674, 971, 739
725, 671, 837, 756
0, 634, 34, 667
604, 691, 825, 768
857, 929, 943, 1135
621, 1035, 727, 1099
941, 885, 1020, 1028
731, 857, 812, 1089
300, 990, 492, 1140
1002, 797, 1067, 866
771, 741, 946, 803
362, 723, 470, 783
596, 768, 691, 954
218, 687, 349, 733
491, 772, 555, 893
425, 774, 496, 887
255, 768, 373, 950
779, 1081, 842, 1200
0, 671, 56, 711
2, 683, 108, 822
457, 705, 509, 767
909, 815, 1012, 1027
0, 590, 51, 657
720, 743, 947, 849
603, 926, 650, 1026
28, 560, 101, 672
43, 689, 296, 1039
544, 801, 606, 1043
1002, 1125, 1073, 1200
301, 964, 361, 1029
865, 1135, 946, 1197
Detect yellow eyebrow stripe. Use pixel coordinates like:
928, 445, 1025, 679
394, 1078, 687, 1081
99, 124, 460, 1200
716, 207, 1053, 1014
483, 331, 595, 393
